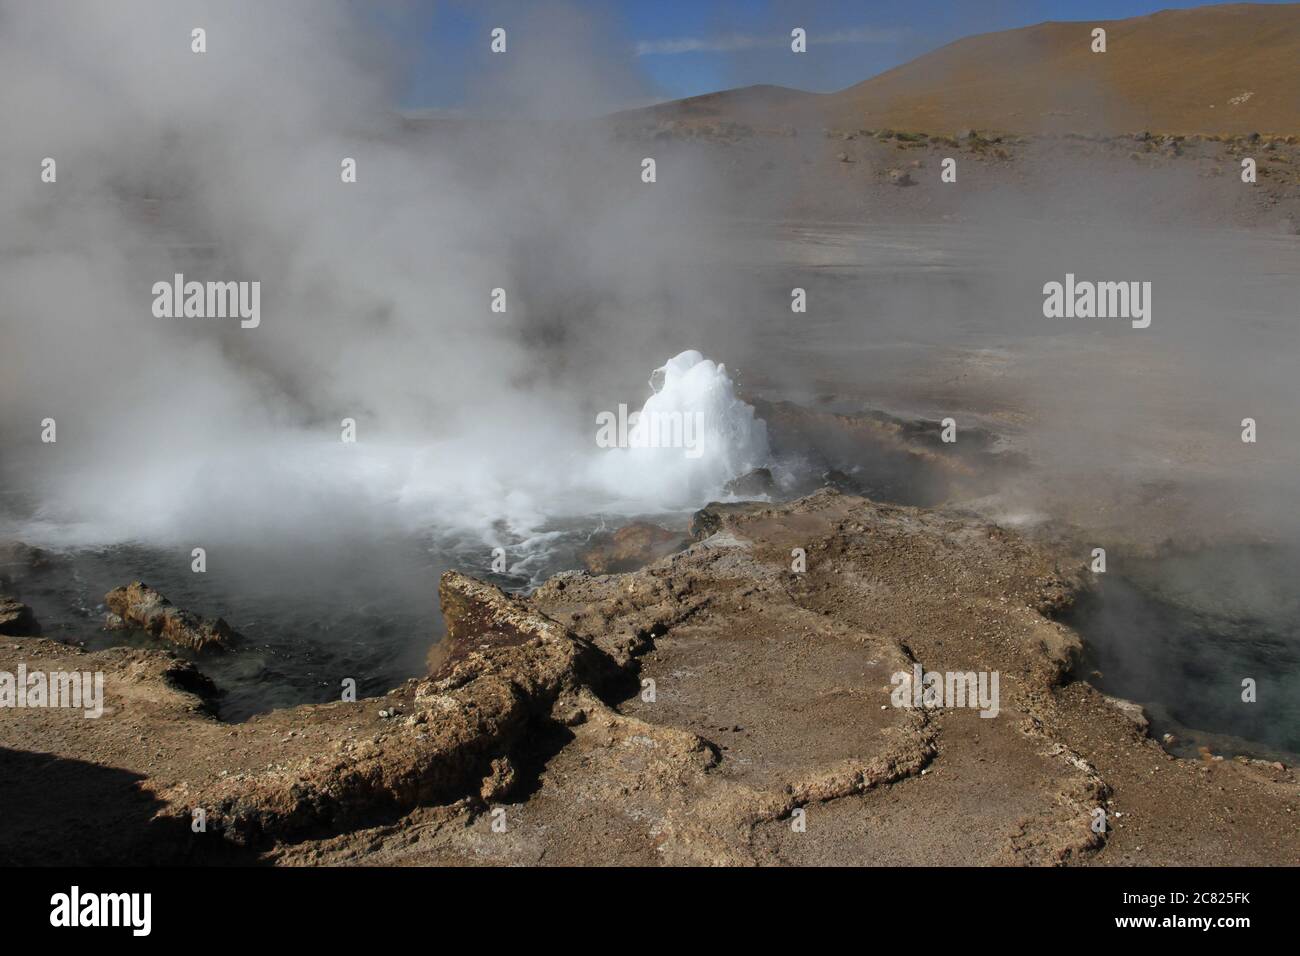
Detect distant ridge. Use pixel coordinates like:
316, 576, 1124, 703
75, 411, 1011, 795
634, 4, 1300, 135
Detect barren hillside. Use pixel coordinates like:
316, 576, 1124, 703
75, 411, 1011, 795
638, 4, 1300, 136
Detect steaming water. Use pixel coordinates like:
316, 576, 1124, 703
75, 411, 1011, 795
1074, 544, 1300, 761
4, 216, 1300, 760
0, 351, 770, 719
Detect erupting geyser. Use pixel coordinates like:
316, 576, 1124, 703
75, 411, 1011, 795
593, 350, 769, 507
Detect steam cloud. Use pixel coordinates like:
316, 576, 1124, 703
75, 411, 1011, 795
2, 0, 1298, 564
0, 0, 755, 551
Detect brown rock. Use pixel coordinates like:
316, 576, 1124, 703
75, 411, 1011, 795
0, 597, 39, 636
428, 570, 570, 677
104, 582, 238, 653
176, 571, 604, 844
722, 467, 776, 498
689, 500, 770, 539
479, 756, 517, 802
581, 522, 684, 575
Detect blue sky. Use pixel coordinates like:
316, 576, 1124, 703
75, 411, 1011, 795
387, 0, 1295, 110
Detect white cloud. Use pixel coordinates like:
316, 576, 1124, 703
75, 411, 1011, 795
634, 26, 903, 56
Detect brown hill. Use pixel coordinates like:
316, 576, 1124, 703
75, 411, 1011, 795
624, 83, 821, 127
640, 3, 1300, 136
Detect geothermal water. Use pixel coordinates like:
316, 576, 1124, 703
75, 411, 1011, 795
0, 350, 772, 719
4, 208, 1299, 758
4, 349, 770, 549
1073, 544, 1300, 760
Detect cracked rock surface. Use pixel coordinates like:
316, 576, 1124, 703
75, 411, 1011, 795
1, 490, 1296, 865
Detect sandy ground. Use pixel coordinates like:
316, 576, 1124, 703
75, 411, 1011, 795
608, 119, 1300, 232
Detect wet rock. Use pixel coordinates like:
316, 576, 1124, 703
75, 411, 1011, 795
581, 522, 684, 575
821, 468, 860, 492
0, 597, 39, 636
104, 581, 239, 653
723, 467, 775, 498
0, 542, 63, 577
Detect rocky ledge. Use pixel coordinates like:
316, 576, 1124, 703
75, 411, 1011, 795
0, 490, 1295, 865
